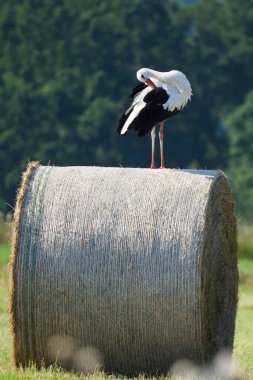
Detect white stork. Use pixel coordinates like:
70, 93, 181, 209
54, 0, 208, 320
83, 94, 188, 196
117, 68, 192, 168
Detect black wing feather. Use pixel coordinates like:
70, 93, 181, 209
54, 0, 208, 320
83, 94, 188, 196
129, 88, 179, 137
117, 85, 179, 137
133, 106, 179, 137
117, 83, 147, 134
143, 87, 169, 104
128, 83, 147, 99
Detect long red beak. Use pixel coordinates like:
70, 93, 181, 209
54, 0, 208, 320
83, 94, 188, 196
145, 78, 156, 89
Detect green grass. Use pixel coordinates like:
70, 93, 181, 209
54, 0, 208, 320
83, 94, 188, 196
235, 259, 253, 377
238, 224, 253, 260
0, 246, 253, 379
0, 222, 11, 245
238, 259, 253, 290
0, 245, 11, 267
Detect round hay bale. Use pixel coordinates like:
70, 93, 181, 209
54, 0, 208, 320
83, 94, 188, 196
10, 163, 238, 376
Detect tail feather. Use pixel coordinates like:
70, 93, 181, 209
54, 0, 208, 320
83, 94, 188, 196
132, 118, 155, 137
119, 103, 146, 135
117, 109, 130, 134
117, 82, 149, 135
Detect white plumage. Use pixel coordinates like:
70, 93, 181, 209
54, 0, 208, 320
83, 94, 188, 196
117, 67, 193, 169
136, 68, 192, 112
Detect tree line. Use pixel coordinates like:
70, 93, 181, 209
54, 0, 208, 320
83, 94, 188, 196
0, 0, 252, 220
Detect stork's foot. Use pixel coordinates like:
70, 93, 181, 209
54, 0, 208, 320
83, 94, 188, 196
160, 158, 165, 169
150, 164, 156, 169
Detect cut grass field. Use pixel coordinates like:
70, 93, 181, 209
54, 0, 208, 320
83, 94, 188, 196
0, 244, 253, 379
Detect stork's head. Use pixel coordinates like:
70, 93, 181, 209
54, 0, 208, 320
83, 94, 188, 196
136, 68, 156, 88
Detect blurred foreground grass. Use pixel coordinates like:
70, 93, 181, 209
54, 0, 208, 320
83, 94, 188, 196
0, 223, 253, 379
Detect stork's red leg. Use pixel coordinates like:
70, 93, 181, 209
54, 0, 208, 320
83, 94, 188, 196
159, 122, 165, 169
150, 127, 156, 169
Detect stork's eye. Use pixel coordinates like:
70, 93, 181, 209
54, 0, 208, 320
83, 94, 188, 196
141, 74, 145, 79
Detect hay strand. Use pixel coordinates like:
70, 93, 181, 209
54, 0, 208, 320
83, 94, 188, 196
10, 161, 40, 366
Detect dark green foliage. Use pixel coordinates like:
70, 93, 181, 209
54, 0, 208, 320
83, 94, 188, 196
0, 0, 252, 219
226, 91, 253, 221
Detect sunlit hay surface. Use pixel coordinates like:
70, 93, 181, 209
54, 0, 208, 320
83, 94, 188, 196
10, 165, 238, 375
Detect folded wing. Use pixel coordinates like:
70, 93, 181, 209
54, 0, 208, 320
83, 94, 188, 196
117, 87, 173, 137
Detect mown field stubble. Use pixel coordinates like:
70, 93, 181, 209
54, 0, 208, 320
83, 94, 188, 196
0, 225, 253, 379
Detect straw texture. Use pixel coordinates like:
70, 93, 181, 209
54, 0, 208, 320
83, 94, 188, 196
11, 165, 238, 375
10, 161, 40, 366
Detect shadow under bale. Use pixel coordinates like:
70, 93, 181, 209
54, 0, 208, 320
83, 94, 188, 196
10, 163, 238, 376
